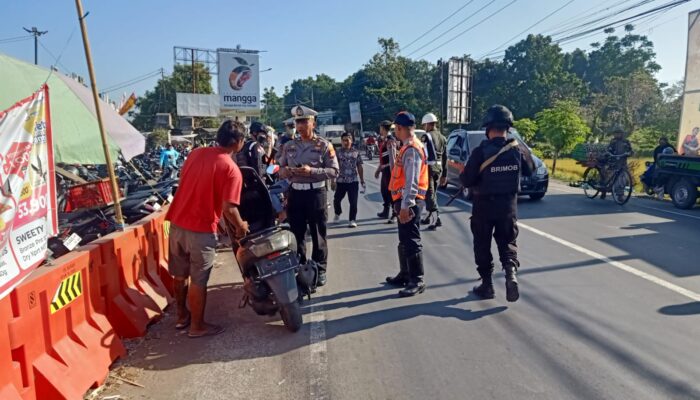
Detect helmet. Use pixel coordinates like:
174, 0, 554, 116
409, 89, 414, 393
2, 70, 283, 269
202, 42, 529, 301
662, 147, 674, 155
481, 105, 514, 129
249, 121, 266, 135
421, 113, 438, 125
612, 126, 626, 135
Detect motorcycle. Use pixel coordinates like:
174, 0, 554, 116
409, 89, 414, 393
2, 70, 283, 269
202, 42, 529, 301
227, 166, 311, 332
365, 143, 378, 160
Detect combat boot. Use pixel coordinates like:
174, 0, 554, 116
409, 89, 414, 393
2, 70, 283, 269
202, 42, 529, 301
504, 263, 519, 302
386, 245, 409, 287
377, 206, 390, 219
399, 252, 426, 297
420, 211, 433, 225
472, 264, 495, 299
428, 212, 442, 230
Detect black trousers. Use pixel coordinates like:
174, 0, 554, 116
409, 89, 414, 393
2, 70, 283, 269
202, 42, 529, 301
288, 188, 328, 272
380, 169, 392, 207
424, 169, 441, 213
395, 202, 422, 256
470, 215, 519, 277
333, 182, 359, 220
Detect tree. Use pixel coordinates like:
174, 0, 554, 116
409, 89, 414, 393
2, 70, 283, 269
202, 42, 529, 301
131, 63, 213, 131
146, 128, 169, 151
536, 101, 590, 175
260, 87, 287, 128
513, 118, 537, 144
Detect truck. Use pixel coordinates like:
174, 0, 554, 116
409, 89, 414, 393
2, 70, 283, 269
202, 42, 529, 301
318, 125, 345, 147
652, 9, 700, 209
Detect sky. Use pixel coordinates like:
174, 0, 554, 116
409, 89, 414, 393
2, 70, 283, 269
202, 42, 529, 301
1, 0, 698, 104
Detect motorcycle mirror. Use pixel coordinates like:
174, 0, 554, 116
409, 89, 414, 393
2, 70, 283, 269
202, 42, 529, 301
266, 165, 280, 175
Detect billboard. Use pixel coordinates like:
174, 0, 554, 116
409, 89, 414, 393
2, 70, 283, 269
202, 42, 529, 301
349, 102, 362, 124
446, 57, 472, 125
218, 51, 260, 113
678, 10, 700, 156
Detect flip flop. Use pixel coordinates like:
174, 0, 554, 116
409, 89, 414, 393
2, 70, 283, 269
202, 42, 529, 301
175, 315, 191, 330
188, 325, 225, 339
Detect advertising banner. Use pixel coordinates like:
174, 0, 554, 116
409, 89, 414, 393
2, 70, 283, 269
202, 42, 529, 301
0, 85, 58, 299
446, 57, 473, 125
678, 10, 700, 156
218, 51, 260, 113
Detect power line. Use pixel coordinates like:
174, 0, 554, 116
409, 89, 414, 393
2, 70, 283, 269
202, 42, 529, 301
100, 69, 164, 94
539, 0, 638, 35
478, 0, 577, 60
401, 0, 476, 52
548, 0, 657, 38
0, 35, 33, 44
406, 0, 497, 58
416, 0, 521, 59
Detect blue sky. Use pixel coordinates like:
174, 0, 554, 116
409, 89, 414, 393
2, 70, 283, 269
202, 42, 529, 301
1, 0, 698, 102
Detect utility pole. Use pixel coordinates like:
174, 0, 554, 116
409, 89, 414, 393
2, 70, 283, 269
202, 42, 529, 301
74, 0, 125, 228
23, 27, 48, 65
191, 48, 196, 94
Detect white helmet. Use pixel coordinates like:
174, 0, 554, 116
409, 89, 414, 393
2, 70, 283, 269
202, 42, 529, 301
422, 113, 438, 125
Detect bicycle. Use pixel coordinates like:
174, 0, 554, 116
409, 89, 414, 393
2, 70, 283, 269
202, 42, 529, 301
581, 154, 634, 205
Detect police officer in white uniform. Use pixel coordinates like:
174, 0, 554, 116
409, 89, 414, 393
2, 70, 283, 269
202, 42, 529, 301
278, 105, 339, 286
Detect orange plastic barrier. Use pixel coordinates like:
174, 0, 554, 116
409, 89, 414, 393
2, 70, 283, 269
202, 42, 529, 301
137, 211, 173, 307
5, 249, 125, 400
0, 297, 22, 400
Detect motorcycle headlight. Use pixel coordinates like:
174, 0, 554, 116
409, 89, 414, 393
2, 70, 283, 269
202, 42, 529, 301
536, 165, 548, 176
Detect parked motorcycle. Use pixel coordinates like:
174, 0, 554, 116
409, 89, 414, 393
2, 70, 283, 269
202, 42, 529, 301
227, 166, 308, 332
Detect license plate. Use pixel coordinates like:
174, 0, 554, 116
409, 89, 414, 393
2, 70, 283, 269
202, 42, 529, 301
63, 233, 82, 250
256, 253, 297, 278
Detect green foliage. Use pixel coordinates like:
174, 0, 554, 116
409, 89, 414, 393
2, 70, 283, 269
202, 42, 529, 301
513, 118, 537, 144
132, 63, 213, 132
146, 128, 169, 151
536, 101, 590, 174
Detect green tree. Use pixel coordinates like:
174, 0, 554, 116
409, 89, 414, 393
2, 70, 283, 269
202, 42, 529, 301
131, 63, 213, 131
513, 118, 538, 144
260, 87, 287, 128
536, 100, 590, 175
146, 128, 169, 151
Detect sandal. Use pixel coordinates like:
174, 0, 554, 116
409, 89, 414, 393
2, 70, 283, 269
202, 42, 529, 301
188, 324, 225, 339
175, 314, 191, 330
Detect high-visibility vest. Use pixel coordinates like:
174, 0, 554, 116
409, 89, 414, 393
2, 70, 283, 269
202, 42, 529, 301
389, 139, 429, 202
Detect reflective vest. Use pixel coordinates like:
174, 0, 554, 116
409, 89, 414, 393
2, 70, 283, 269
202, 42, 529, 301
389, 139, 429, 201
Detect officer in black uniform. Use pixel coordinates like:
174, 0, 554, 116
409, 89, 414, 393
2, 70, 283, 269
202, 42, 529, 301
235, 121, 268, 178
459, 105, 534, 302
278, 105, 339, 286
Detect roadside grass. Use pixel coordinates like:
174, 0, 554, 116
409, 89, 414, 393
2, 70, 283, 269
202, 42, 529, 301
544, 157, 651, 192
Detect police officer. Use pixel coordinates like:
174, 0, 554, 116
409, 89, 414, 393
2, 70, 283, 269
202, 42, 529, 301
420, 113, 447, 230
235, 121, 268, 178
374, 120, 398, 222
459, 105, 534, 302
385, 111, 430, 297
278, 105, 339, 286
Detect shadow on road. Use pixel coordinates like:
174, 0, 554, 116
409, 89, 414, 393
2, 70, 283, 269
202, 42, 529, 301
658, 302, 700, 316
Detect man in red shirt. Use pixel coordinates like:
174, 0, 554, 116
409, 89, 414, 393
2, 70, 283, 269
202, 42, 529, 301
166, 120, 249, 338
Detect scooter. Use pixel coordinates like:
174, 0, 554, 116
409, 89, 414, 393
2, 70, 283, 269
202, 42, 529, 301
228, 166, 309, 332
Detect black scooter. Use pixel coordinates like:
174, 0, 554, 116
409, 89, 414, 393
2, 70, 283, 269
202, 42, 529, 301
227, 167, 307, 332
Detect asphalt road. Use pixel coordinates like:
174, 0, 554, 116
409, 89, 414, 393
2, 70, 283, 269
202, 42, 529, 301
104, 162, 700, 400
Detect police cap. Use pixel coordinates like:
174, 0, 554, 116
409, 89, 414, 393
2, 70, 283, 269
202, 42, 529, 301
394, 111, 416, 127
291, 105, 318, 120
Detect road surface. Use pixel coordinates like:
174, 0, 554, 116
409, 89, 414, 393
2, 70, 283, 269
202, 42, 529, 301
102, 163, 700, 400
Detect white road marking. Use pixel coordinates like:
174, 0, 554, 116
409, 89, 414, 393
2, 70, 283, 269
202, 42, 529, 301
632, 202, 700, 221
365, 161, 700, 300
309, 300, 330, 399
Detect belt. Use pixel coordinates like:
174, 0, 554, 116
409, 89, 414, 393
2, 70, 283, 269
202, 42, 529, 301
291, 181, 326, 190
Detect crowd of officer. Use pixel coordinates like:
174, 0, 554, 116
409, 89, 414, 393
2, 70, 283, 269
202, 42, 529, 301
167, 103, 537, 338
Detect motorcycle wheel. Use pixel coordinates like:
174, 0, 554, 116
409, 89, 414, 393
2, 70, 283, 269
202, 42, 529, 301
280, 301, 303, 333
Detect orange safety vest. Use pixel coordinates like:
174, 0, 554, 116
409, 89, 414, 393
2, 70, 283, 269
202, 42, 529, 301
389, 139, 429, 202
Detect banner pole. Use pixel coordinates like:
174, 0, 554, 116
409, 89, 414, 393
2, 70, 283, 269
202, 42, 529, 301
74, 0, 125, 229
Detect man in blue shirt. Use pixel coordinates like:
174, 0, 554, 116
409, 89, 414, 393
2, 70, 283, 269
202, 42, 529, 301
160, 144, 180, 169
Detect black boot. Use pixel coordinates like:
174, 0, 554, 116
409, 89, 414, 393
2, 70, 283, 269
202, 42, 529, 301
504, 263, 519, 302
377, 205, 390, 219
428, 212, 442, 230
420, 211, 432, 225
472, 264, 495, 299
386, 245, 409, 287
399, 252, 426, 297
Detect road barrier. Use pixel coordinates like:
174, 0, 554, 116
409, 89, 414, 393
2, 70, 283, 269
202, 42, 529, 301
0, 208, 173, 399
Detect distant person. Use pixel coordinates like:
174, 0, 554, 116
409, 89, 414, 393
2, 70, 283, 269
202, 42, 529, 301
642, 137, 676, 194
375, 121, 398, 222
682, 127, 700, 156
333, 133, 365, 228
420, 113, 447, 230
653, 137, 675, 162
600, 127, 633, 200
235, 121, 267, 178
166, 120, 249, 338
160, 144, 180, 169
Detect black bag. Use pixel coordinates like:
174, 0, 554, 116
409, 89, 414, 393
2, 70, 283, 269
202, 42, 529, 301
296, 259, 319, 299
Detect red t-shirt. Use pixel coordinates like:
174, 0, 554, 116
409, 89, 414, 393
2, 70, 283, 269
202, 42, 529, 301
166, 147, 242, 233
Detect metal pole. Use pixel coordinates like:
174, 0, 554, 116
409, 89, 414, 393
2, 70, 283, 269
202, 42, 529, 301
34, 34, 38, 65
191, 48, 196, 94
74, 0, 125, 228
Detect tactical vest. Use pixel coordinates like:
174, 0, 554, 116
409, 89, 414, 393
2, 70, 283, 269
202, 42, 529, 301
389, 140, 430, 201
235, 140, 257, 168
479, 140, 521, 195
